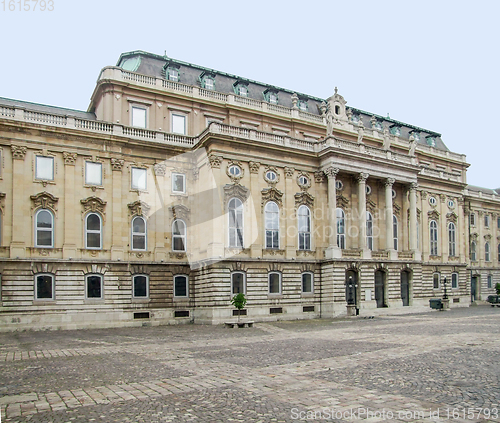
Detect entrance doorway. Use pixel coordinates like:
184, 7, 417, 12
401, 271, 410, 306
471, 276, 478, 302
374, 270, 386, 308
345, 270, 359, 314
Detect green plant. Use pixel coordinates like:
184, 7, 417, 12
231, 293, 247, 322
495, 282, 500, 295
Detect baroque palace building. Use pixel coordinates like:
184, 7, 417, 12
0, 50, 498, 330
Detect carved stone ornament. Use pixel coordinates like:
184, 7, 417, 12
440, 194, 447, 203
30, 191, 59, 213
81, 196, 106, 215
169, 252, 187, 259
393, 203, 401, 217
297, 172, 311, 191
428, 209, 440, 221
208, 154, 223, 169
0, 192, 5, 214
420, 190, 428, 200
261, 187, 283, 210
249, 161, 261, 174
63, 152, 77, 165
223, 184, 250, 209
314, 171, 325, 183
385, 178, 395, 187
11, 145, 27, 160
294, 191, 314, 209
337, 194, 349, 210
357, 172, 369, 183
366, 199, 377, 214
154, 163, 166, 176
226, 160, 244, 183
324, 167, 339, 180
470, 232, 478, 241
169, 204, 191, 222
192, 167, 200, 181
284, 167, 294, 178
446, 212, 458, 224
263, 249, 285, 256
484, 234, 492, 241
111, 158, 124, 171
128, 200, 151, 217
263, 166, 280, 185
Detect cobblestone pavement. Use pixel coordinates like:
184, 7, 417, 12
0, 306, 499, 422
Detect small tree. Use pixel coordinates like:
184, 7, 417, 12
231, 293, 247, 322
496, 282, 500, 295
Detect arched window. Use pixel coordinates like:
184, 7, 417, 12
302, 272, 313, 293
86, 274, 103, 299
132, 216, 147, 251
448, 222, 456, 256
231, 272, 245, 295
265, 201, 279, 249
336, 208, 345, 249
172, 219, 186, 252
228, 198, 243, 248
35, 209, 54, 248
366, 211, 373, 251
471, 241, 477, 261
174, 274, 189, 298
430, 220, 438, 256
298, 205, 311, 250
268, 272, 281, 294
132, 274, 149, 298
35, 273, 54, 300
85, 213, 102, 249
485, 242, 491, 261
393, 215, 398, 251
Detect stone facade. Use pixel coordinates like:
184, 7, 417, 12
0, 50, 496, 331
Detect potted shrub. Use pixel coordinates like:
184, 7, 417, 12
231, 293, 247, 323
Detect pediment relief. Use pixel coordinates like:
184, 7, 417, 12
337, 194, 349, 210
223, 184, 250, 210
428, 210, 440, 221
393, 203, 401, 217
366, 199, 377, 214
446, 212, 458, 224
169, 204, 191, 222
31, 191, 59, 214
470, 233, 478, 241
128, 201, 151, 217
484, 234, 492, 241
294, 192, 314, 209
81, 196, 106, 216
261, 187, 283, 210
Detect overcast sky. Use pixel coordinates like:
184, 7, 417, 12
1, 0, 498, 188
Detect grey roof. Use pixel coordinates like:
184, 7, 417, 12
117, 51, 447, 150
0, 97, 96, 120
466, 185, 500, 196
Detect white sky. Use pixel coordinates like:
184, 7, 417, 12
1, 0, 498, 188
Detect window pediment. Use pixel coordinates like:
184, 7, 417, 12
128, 201, 150, 217
81, 196, 106, 216
261, 187, 283, 210
294, 192, 314, 209
31, 191, 59, 214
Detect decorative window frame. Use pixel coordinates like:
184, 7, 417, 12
199, 71, 216, 90
301, 272, 314, 294
131, 215, 147, 251
84, 212, 103, 250
130, 166, 148, 192
263, 88, 279, 104
226, 161, 244, 183
34, 153, 56, 185
130, 104, 148, 129
233, 81, 249, 97
297, 204, 312, 251
228, 197, 244, 248
268, 271, 282, 295
86, 273, 104, 300
264, 201, 280, 250
34, 208, 55, 248
171, 172, 187, 194
172, 219, 187, 252
173, 274, 189, 299
231, 271, 246, 296
84, 160, 104, 188
264, 166, 279, 185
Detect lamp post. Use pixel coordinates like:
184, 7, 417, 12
443, 276, 448, 300
348, 276, 354, 305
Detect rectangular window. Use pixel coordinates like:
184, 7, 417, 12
239, 86, 248, 97
131, 167, 147, 190
268, 272, 281, 294
205, 78, 214, 90
269, 94, 277, 104
302, 273, 313, 293
488, 275, 492, 289
172, 173, 186, 194
86, 275, 103, 299
169, 69, 179, 82
133, 275, 149, 298
35, 274, 54, 300
132, 106, 147, 128
174, 275, 188, 298
470, 213, 475, 226
497, 217, 500, 229
451, 273, 458, 289
231, 272, 245, 295
485, 215, 490, 227
171, 114, 186, 135
433, 273, 440, 289
36, 156, 54, 180
85, 162, 102, 186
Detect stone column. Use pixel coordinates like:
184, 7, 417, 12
409, 182, 420, 259
62, 152, 77, 259
385, 178, 397, 260
249, 161, 262, 258
110, 158, 125, 261
10, 146, 27, 258
153, 163, 167, 262
357, 173, 369, 257
325, 167, 341, 259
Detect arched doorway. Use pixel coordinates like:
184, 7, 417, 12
345, 269, 359, 314
400, 270, 411, 306
374, 270, 386, 308
471, 274, 480, 302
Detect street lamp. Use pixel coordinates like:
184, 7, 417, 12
348, 276, 354, 305
443, 276, 448, 300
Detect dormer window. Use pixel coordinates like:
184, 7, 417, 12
299, 100, 308, 111
200, 72, 216, 91
390, 125, 401, 136
167, 67, 179, 82
264, 89, 279, 105
426, 136, 436, 147
233, 81, 249, 97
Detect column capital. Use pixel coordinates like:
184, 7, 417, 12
409, 182, 418, 190
357, 172, 369, 183
324, 166, 340, 179
385, 177, 395, 187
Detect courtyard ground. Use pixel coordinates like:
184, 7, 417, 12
0, 306, 499, 422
